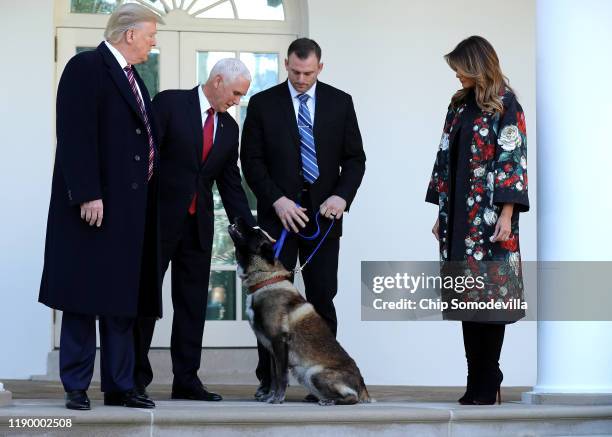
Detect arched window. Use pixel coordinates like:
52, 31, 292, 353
56, 0, 306, 34
71, 0, 286, 20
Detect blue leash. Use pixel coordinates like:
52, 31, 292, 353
273, 203, 335, 274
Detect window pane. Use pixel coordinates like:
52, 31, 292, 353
195, 0, 235, 18
77, 46, 159, 97
234, 0, 284, 20
188, 0, 222, 13
211, 210, 236, 265
71, 0, 119, 14
240, 169, 258, 210
197, 51, 236, 84
206, 270, 236, 320
71, 0, 164, 14
239, 52, 279, 99
134, 49, 160, 97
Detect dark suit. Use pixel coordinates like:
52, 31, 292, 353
39, 42, 161, 393
134, 86, 254, 390
241, 80, 366, 385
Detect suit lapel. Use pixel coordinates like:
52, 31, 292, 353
98, 42, 144, 124
313, 82, 325, 154
279, 81, 301, 150
189, 86, 204, 163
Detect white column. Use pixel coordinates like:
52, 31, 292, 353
0, 381, 11, 406
525, 0, 612, 402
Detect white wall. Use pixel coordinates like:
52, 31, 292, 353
0, 0, 55, 378
308, 0, 538, 385
0, 0, 537, 386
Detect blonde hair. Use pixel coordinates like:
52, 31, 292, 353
445, 36, 513, 114
104, 3, 164, 44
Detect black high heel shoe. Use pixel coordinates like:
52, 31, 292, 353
473, 368, 503, 405
458, 372, 477, 405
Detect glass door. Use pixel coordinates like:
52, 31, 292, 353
151, 32, 295, 347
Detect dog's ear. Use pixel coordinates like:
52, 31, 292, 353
259, 239, 276, 265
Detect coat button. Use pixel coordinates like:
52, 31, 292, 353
298, 170, 303, 176
136, 128, 142, 135
134, 154, 141, 162
131, 182, 139, 190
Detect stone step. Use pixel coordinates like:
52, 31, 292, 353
1, 399, 611, 437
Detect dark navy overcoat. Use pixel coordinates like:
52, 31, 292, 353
39, 42, 162, 318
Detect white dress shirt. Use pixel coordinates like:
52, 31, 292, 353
198, 85, 218, 143
288, 80, 316, 125
104, 41, 144, 103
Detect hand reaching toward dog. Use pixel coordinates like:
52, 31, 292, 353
319, 195, 346, 220
273, 196, 309, 232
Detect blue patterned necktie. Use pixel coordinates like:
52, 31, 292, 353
297, 93, 319, 183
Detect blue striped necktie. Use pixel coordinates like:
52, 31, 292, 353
297, 93, 319, 183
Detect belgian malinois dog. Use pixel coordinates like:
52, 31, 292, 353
228, 217, 372, 406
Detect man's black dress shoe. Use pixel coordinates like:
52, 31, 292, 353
65, 390, 91, 410
171, 384, 222, 401
104, 389, 155, 408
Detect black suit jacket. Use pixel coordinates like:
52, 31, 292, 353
153, 86, 254, 250
241, 80, 366, 238
39, 42, 161, 318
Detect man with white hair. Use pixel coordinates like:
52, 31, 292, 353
39, 4, 163, 410
133, 58, 255, 401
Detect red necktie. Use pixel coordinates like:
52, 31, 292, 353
188, 107, 215, 215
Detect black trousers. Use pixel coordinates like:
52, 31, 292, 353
256, 191, 340, 384
60, 312, 135, 393
134, 214, 212, 389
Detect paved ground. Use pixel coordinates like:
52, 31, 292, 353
3, 380, 528, 403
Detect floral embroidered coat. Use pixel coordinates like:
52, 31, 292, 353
426, 89, 529, 322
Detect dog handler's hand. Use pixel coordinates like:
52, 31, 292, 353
432, 218, 439, 241
320, 195, 346, 220
80, 199, 104, 227
273, 196, 309, 233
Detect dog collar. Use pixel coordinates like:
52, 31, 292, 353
248, 275, 291, 294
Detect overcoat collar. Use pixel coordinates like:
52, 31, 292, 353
97, 42, 145, 124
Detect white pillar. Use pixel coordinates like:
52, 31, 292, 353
0, 382, 11, 406
525, 0, 612, 403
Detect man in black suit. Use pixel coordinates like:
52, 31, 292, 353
241, 38, 366, 401
134, 59, 255, 401
39, 4, 161, 410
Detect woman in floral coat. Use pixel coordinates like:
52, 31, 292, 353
426, 36, 529, 405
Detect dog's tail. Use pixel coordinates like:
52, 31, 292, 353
357, 376, 375, 403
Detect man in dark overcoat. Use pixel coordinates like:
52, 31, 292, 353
39, 4, 162, 410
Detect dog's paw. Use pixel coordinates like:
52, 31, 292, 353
267, 396, 285, 404
258, 391, 276, 403
318, 399, 336, 406
255, 393, 270, 402
254, 385, 270, 400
